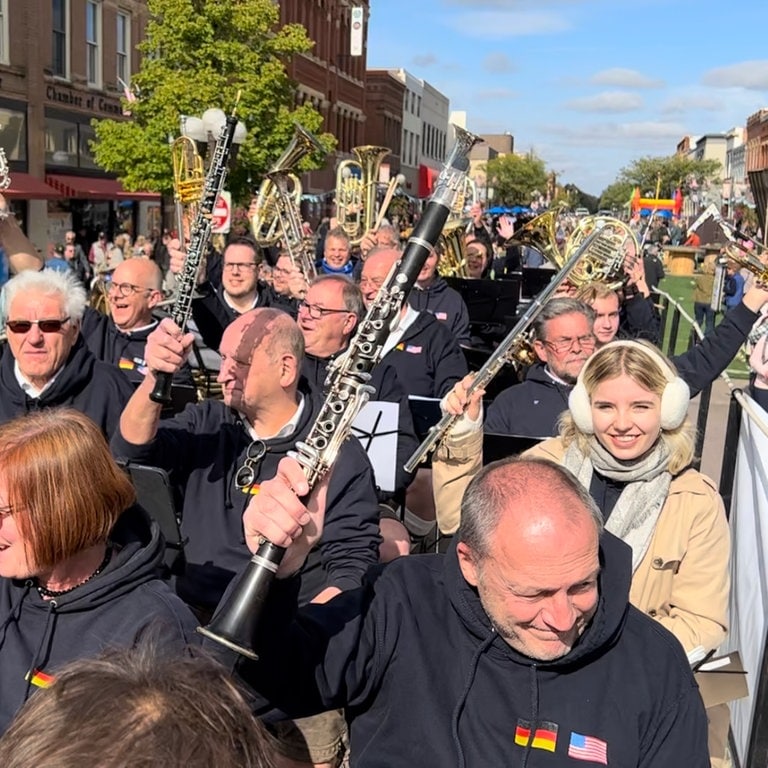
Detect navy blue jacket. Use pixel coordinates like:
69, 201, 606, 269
382, 311, 468, 399
0, 506, 198, 734
234, 534, 708, 766
0, 336, 135, 438
486, 301, 762, 438
80, 307, 194, 387
408, 277, 471, 346
301, 353, 417, 499
111, 383, 381, 610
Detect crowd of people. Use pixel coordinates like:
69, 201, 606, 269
1, 186, 767, 767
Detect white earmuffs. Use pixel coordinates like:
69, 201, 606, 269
568, 340, 690, 434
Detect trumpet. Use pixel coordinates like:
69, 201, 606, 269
250, 124, 322, 247
335, 145, 390, 245
171, 136, 205, 246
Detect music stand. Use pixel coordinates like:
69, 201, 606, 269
446, 277, 521, 329
521, 268, 555, 300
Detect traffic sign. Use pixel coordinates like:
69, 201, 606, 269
211, 190, 231, 233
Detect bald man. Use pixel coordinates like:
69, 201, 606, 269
80, 258, 193, 387
112, 308, 380, 620
228, 456, 709, 766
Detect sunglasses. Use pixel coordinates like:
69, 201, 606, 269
6, 317, 71, 334
235, 440, 267, 490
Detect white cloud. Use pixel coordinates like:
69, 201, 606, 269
591, 68, 664, 89
660, 93, 724, 115
483, 52, 515, 74
411, 53, 438, 67
565, 91, 644, 113
542, 120, 685, 148
446, 11, 570, 38
701, 61, 768, 90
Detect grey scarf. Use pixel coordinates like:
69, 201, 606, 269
563, 437, 672, 572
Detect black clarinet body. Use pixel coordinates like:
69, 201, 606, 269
149, 109, 240, 404
198, 126, 483, 660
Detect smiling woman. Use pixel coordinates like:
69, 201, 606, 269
525, 339, 730, 659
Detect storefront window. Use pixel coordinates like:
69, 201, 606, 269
45, 117, 78, 167
78, 122, 98, 169
0, 107, 26, 161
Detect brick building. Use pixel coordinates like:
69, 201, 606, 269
278, 0, 370, 222
0, 0, 156, 251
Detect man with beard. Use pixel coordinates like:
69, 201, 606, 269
220, 456, 709, 766
80, 258, 193, 387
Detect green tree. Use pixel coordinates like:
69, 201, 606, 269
92, 0, 334, 202
612, 154, 722, 200
599, 180, 635, 213
484, 152, 548, 206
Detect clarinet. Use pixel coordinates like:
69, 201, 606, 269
149, 107, 240, 404
198, 125, 482, 659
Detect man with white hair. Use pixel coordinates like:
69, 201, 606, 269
0, 270, 134, 436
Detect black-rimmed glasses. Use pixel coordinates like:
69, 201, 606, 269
297, 301, 351, 320
107, 282, 154, 298
235, 440, 267, 490
6, 317, 71, 334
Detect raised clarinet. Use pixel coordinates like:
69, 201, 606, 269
198, 125, 483, 659
149, 100, 241, 404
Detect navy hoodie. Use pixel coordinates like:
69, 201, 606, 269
382, 311, 468, 399
0, 336, 135, 438
0, 506, 198, 734
408, 277, 471, 346
111, 382, 381, 610
80, 307, 195, 387
235, 534, 709, 766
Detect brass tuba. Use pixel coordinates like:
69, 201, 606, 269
506, 207, 564, 268
335, 145, 390, 246
250, 124, 321, 246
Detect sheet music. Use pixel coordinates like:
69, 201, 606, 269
351, 401, 399, 492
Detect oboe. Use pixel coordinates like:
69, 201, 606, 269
149, 101, 240, 405
198, 126, 483, 659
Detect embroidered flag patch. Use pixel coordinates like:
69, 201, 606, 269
568, 732, 608, 764
118, 357, 135, 370
26, 668, 55, 689
405, 345, 422, 354
395, 342, 405, 351
239, 484, 261, 496
514, 719, 558, 752
435, 311, 447, 320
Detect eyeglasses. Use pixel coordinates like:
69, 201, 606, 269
235, 441, 267, 490
107, 282, 153, 298
223, 262, 258, 272
359, 277, 385, 290
297, 301, 350, 320
6, 317, 71, 334
541, 334, 597, 354
272, 267, 292, 276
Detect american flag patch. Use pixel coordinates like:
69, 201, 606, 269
405, 345, 422, 354
435, 311, 447, 320
568, 732, 608, 764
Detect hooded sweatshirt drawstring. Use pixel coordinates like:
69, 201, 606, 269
451, 630, 496, 768
23, 598, 57, 702
520, 664, 541, 768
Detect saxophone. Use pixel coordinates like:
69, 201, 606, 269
149, 101, 241, 405
198, 125, 483, 659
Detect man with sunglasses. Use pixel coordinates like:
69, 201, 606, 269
112, 307, 380, 625
79, 258, 194, 387
0, 270, 134, 436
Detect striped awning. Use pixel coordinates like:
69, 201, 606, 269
45, 174, 160, 201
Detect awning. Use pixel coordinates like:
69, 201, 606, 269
3, 173, 63, 200
45, 174, 161, 201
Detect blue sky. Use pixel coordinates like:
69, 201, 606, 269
366, 0, 768, 197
